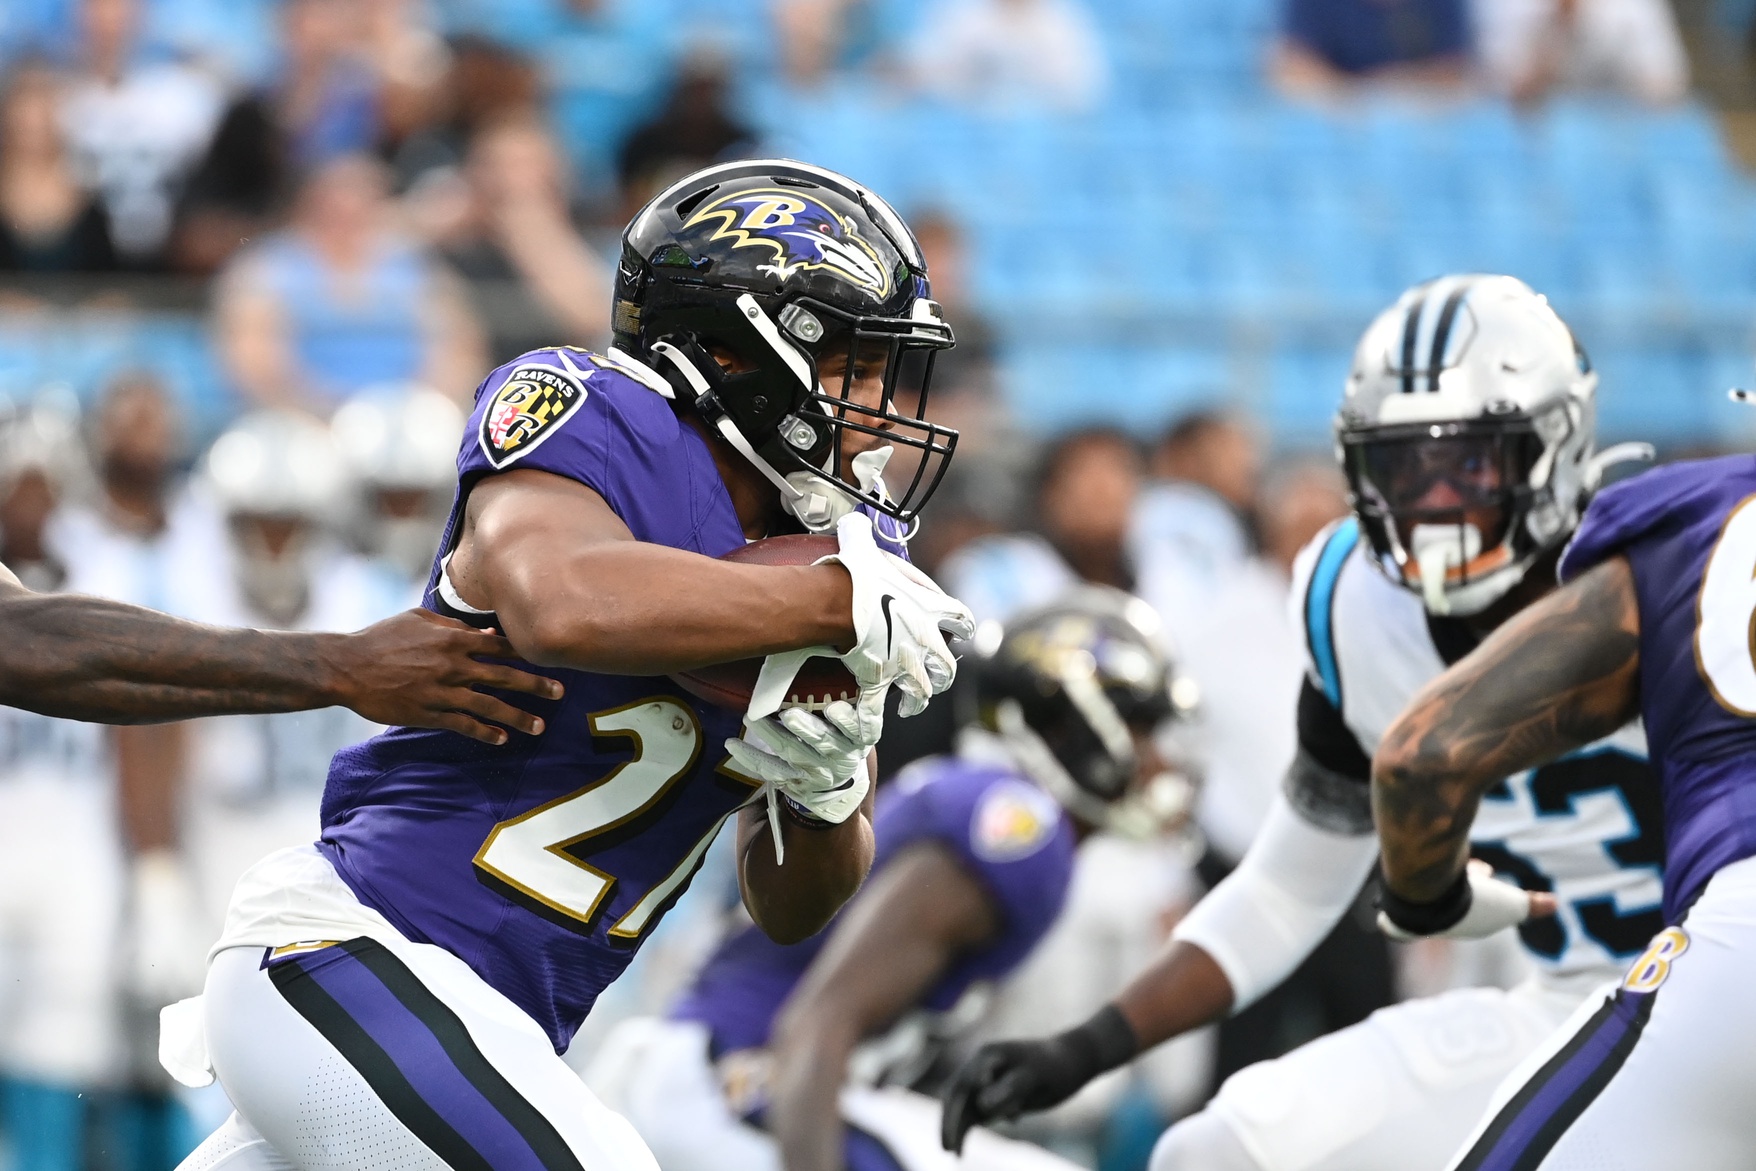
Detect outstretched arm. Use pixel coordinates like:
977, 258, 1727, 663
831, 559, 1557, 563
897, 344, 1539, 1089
767, 842, 999, 1171
941, 786, 1377, 1152
1373, 557, 1642, 906
0, 572, 561, 742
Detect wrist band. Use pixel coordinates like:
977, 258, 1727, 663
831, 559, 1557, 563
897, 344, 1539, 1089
1377, 868, 1472, 936
779, 793, 836, 830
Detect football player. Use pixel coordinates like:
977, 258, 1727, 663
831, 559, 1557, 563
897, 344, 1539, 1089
1370, 376, 1756, 1166
943, 275, 1660, 1171
168, 160, 974, 1171
586, 586, 1195, 1171
181, 411, 415, 988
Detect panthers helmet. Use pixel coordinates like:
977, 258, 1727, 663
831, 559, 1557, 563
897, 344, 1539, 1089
970, 586, 1199, 839
332, 385, 463, 578
612, 159, 956, 531
331, 384, 464, 495
1337, 274, 1639, 616
205, 410, 344, 524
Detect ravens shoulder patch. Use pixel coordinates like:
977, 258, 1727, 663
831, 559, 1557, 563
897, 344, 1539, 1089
479, 360, 591, 469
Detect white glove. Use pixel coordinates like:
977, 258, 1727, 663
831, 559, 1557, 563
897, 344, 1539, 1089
726, 722, 872, 865
729, 681, 885, 864
813, 512, 974, 716
1378, 860, 1546, 942
748, 513, 973, 722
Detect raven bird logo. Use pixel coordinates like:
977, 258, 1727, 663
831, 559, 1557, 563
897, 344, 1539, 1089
682, 188, 893, 297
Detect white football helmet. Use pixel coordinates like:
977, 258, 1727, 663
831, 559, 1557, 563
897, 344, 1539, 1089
331, 384, 464, 495
205, 410, 344, 523
205, 411, 346, 624
331, 385, 463, 580
1337, 274, 1640, 617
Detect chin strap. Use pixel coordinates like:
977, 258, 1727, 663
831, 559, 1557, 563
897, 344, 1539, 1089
647, 336, 895, 534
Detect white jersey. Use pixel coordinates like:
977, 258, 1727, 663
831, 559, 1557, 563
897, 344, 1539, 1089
181, 543, 410, 941
1290, 518, 1663, 984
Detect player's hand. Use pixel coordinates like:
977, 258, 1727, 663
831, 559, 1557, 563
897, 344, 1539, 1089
734, 688, 885, 790
328, 610, 564, 744
1377, 859, 1558, 942
941, 1038, 1090, 1153
818, 513, 974, 716
724, 715, 873, 826
942, 1005, 1139, 1153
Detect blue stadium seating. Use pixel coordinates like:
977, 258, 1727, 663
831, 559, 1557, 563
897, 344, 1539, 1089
5, 0, 1753, 450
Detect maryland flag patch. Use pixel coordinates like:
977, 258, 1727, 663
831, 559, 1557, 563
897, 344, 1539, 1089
479, 362, 590, 468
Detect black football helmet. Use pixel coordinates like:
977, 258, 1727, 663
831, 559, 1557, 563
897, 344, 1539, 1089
970, 586, 1200, 839
610, 159, 957, 530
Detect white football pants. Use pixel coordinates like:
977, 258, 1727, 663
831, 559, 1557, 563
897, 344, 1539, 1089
1442, 854, 1756, 1171
1150, 973, 1595, 1171
584, 1016, 1084, 1171
175, 940, 657, 1171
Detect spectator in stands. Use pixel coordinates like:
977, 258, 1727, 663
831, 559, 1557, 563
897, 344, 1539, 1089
381, 34, 540, 196
1259, 456, 1351, 575
215, 153, 485, 414
939, 428, 1142, 623
414, 114, 609, 355
171, 0, 381, 273
1473, 0, 1689, 103
908, 0, 1108, 112
1131, 410, 1261, 601
1271, 0, 1472, 97
617, 51, 756, 221
362, 0, 451, 165
59, 0, 225, 267
912, 208, 996, 399
0, 62, 118, 272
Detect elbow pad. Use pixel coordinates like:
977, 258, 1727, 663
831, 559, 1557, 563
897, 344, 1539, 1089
1172, 780, 1378, 1012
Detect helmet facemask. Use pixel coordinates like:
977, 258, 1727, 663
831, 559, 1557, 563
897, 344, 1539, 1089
648, 292, 956, 532
1342, 411, 1570, 616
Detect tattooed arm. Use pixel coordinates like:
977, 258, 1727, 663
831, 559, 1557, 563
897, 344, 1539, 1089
1373, 557, 1643, 904
0, 571, 562, 742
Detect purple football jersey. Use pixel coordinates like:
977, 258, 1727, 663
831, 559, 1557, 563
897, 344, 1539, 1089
670, 756, 1077, 1055
320, 348, 757, 1052
1560, 455, 1756, 921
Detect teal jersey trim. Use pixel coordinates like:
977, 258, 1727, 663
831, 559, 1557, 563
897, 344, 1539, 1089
1305, 518, 1361, 709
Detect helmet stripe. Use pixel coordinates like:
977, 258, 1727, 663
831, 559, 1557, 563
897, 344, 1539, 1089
1399, 286, 1428, 394
1426, 281, 1474, 392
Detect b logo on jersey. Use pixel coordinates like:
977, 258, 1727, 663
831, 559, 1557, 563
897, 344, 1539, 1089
1622, 926, 1689, 993
478, 363, 589, 469
681, 188, 894, 297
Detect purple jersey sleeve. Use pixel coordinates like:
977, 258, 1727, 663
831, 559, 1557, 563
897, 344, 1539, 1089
1560, 462, 1721, 584
877, 758, 1077, 1009
456, 348, 739, 552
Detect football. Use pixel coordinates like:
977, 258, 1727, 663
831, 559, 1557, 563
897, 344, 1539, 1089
669, 534, 862, 713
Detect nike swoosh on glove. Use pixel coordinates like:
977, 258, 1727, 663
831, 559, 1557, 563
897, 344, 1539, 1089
808, 512, 974, 716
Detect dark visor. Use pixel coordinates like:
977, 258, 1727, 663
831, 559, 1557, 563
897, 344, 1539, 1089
1344, 422, 1541, 518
